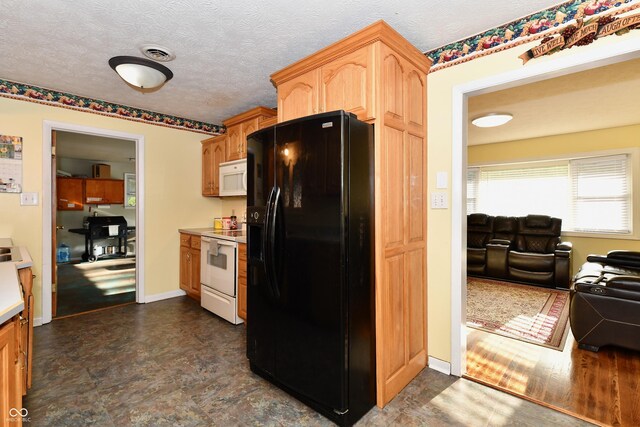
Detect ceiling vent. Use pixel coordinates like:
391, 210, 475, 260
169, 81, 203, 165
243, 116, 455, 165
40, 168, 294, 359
140, 45, 175, 62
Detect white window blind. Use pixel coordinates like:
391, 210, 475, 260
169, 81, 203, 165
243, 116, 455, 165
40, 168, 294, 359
467, 153, 633, 235
471, 163, 569, 219
569, 154, 631, 233
467, 167, 479, 214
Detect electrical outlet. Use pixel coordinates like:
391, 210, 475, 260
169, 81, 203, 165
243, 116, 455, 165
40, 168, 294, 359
431, 192, 448, 209
20, 192, 39, 206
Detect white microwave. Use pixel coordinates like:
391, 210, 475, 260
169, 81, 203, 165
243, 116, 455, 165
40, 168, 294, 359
219, 159, 247, 196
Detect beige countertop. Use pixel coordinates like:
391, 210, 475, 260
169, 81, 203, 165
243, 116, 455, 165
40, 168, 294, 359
0, 238, 32, 325
179, 227, 246, 244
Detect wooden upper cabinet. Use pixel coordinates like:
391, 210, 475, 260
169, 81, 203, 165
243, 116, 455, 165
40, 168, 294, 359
222, 107, 277, 162
321, 45, 374, 120
85, 179, 124, 204
202, 135, 226, 197
225, 124, 243, 161
277, 69, 319, 122
259, 116, 277, 129
271, 20, 431, 408
56, 177, 84, 210
203, 107, 276, 197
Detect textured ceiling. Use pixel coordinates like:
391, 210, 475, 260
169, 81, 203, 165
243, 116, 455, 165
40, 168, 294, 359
0, 0, 564, 125
468, 58, 640, 145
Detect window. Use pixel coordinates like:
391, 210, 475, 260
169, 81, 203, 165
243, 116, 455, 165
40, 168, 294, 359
468, 153, 633, 235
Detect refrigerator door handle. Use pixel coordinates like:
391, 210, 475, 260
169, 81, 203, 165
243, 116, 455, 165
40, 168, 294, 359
263, 186, 280, 300
269, 186, 282, 299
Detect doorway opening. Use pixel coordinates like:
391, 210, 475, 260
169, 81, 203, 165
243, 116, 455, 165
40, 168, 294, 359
451, 41, 640, 426
41, 121, 145, 325
54, 131, 137, 318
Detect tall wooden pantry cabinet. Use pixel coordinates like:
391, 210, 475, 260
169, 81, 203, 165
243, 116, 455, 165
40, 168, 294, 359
271, 20, 431, 407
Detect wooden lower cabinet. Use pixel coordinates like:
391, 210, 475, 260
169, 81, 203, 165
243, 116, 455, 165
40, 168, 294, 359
179, 233, 201, 300
17, 268, 33, 393
0, 317, 22, 426
237, 243, 247, 321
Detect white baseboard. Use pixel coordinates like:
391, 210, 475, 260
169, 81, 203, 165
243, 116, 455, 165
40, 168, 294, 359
144, 289, 186, 303
428, 356, 452, 375
33, 317, 43, 327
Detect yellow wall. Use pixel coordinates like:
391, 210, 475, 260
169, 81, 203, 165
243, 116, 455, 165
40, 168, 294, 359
427, 31, 640, 363
0, 96, 222, 318
468, 124, 640, 275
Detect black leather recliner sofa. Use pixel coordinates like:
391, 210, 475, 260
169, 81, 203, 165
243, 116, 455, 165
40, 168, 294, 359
467, 214, 573, 289
570, 251, 640, 352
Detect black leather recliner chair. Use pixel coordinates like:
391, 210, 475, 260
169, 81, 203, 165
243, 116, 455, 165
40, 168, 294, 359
467, 214, 572, 289
570, 251, 640, 352
508, 215, 573, 289
467, 213, 494, 276
486, 216, 517, 278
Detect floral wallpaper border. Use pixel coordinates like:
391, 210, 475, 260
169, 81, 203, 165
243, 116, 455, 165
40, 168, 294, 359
0, 79, 223, 135
425, 0, 640, 72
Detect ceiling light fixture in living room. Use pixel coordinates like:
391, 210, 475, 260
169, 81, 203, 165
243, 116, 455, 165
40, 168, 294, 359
472, 113, 513, 128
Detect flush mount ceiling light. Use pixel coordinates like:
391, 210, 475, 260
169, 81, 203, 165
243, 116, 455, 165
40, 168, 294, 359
471, 113, 513, 128
108, 56, 173, 89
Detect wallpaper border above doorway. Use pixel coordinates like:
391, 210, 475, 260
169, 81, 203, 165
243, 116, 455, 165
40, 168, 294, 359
425, 0, 640, 72
0, 78, 223, 136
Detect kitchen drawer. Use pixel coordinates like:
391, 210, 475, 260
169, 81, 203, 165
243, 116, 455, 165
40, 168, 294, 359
191, 237, 201, 250
201, 285, 240, 324
180, 234, 191, 247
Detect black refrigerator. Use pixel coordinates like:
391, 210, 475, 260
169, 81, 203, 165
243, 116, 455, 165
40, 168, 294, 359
246, 110, 375, 426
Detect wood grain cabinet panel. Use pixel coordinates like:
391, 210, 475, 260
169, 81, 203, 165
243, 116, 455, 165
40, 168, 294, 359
85, 179, 124, 204
321, 46, 373, 120
407, 248, 426, 360
238, 243, 247, 321
56, 177, 84, 211
408, 134, 425, 243
225, 125, 243, 162
271, 21, 431, 408
202, 136, 226, 196
277, 69, 319, 122
382, 126, 404, 249
382, 53, 404, 121
179, 233, 201, 301
0, 318, 21, 424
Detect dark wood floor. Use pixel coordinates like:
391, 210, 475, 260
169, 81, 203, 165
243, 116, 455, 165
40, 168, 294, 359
466, 327, 640, 426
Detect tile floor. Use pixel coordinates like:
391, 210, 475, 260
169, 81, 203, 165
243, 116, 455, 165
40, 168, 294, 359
24, 297, 589, 426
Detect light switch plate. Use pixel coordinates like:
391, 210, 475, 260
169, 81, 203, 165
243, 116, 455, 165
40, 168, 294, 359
20, 192, 39, 206
436, 171, 448, 189
431, 192, 448, 209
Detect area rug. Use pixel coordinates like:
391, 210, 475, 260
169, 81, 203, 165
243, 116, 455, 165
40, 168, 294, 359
466, 277, 570, 351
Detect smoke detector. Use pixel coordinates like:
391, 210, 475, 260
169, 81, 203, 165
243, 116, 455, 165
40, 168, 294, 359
140, 45, 175, 62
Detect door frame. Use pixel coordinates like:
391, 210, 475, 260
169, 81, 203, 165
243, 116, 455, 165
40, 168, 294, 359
449, 37, 640, 376
41, 121, 145, 324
